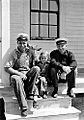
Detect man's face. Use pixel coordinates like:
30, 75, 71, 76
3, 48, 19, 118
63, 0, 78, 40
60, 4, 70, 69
57, 44, 67, 54
17, 41, 27, 52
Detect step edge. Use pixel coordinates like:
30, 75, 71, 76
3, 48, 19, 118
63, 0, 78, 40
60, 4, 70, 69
6, 107, 81, 120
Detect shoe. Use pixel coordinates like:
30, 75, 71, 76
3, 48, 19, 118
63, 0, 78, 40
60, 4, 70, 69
33, 101, 38, 108
67, 92, 76, 98
43, 91, 47, 99
21, 109, 33, 117
38, 95, 41, 98
67, 89, 76, 98
26, 94, 34, 100
52, 92, 58, 98
53, 93, 58, 98
43, 94, 47, 99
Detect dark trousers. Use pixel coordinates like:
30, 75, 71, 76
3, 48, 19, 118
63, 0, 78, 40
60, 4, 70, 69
24, 66, 40, 96
50, 66, 75, 93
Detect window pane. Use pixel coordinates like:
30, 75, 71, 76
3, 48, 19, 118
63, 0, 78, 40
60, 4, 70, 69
31, 0, 39, 10
40, 25, 48, 37
49, 14, 57, 25
50, 0, 58, 11
31, 13, 38, 24
31, 25, 38, 37
41, 0, 48, 10
49, 26, 57, 37
40, 13, 48, 24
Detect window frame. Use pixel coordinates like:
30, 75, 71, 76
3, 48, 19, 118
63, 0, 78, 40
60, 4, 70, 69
30, 0, 60, 40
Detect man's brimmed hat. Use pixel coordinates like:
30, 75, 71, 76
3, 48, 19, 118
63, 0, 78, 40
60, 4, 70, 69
16, 33, 28, 41
55, 38, 68, 45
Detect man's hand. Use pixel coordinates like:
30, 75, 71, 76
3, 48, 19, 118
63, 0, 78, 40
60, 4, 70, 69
62, 66, 71, 74
19, 73, 27, 80
7, 67, 27, 80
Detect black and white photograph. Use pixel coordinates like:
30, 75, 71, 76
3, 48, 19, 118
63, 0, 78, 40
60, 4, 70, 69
0, 0, 84, 120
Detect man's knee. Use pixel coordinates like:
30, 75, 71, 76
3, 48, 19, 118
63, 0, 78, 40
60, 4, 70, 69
11, 75, 23, 86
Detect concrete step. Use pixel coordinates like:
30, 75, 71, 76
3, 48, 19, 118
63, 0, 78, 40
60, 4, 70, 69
75, 78, 84, 88
0, 77, 84, 97
6, 107, 81, 120
0, 84, 81, 120
72, 78, 84, 95
4, 95, 72, 115
0, 78, 84, 103
0, 87, 72, 119
37, 95, 71, 109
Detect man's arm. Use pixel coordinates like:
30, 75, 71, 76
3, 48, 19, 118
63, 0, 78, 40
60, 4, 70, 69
4, 51, 27, 80
6, 67, 27, 80
68, 51, 77, 70
62, 51, 77, 74
50, 51, 63, 68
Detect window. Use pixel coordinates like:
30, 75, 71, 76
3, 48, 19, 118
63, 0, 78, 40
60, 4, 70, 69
30, 0, 59, 40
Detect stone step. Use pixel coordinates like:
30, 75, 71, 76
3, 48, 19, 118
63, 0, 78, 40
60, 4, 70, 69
72, 78, 84, 95
5, 95, 72, 115
75, 78, 84, 88
0, 84, 81, 120
0, 83, 67, 96
36, 95, 71, 109
0, 77, 84, 97
6, 107, 81, 120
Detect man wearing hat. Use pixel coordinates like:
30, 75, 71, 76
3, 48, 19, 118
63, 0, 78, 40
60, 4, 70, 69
4, 33, 40, 116
50, 38, 77, 98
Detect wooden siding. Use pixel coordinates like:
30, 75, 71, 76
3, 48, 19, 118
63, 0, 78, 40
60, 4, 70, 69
60, 0, 84, 68
10, 0, 29, 47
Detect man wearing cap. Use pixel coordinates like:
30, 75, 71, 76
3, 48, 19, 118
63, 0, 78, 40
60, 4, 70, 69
50, 38, 77, 98
4, 33, 40, 116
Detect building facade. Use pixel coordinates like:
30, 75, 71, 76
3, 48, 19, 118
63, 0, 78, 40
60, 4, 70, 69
1, 0, 84, 86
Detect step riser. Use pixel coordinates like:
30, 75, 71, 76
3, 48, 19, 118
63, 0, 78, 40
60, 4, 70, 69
6, 102, 20, 115
5, 96, 71, 114
37, 97, 71, 109
76, 78, 84, 88
76, 83, 84, 88
5, 97, 71, 114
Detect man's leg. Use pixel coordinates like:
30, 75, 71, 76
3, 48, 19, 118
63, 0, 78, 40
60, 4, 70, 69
25, 66, 40, 108
25, 66, 40, 97
66, 70, 76, 97
11, 75, 31, 116
50, 67, 58, 97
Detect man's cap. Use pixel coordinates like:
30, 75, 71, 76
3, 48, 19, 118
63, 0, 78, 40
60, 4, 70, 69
16, 33, 28, 41
55, 38, 68, 45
